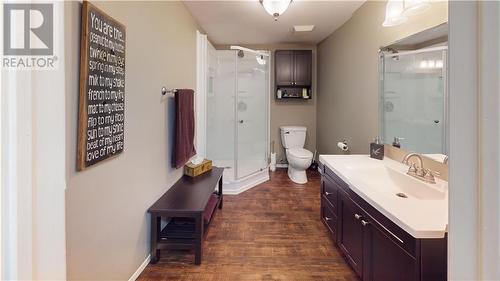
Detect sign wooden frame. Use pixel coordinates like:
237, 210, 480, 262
77, 1, 126, 170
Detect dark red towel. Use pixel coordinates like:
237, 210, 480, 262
172, 89, 196, 169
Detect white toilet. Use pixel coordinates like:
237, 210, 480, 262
280, 126, 313, 184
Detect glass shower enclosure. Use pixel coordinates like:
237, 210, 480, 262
379, 46, 448, 155
206, 48, 270, 183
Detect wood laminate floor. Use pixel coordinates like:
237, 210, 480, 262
138, 169, 358, 281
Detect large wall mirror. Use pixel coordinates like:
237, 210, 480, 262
379, 23, 448, 163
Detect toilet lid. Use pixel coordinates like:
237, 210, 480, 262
288, 148, 313, 159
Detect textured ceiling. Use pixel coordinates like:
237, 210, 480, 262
183, 1, 365, 45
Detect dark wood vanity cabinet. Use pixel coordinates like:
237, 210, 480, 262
319, 163, 447, 281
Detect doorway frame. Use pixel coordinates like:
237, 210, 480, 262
0, 2, 67, 279
448, 1, 500, 280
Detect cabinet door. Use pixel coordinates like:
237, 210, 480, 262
364, 221, 417, 281
338, 191, 365, 277
275, 50, 294, 86
293, 50, 312, 86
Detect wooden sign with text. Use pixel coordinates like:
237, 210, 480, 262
77, 1, 126, 170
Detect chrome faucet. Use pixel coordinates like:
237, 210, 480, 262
402, 153, 439, 184
402, 153, 424, 176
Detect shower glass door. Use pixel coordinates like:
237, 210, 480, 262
207, 49, 269, 183
206, 50, 236, 181
235, 50, 269, 180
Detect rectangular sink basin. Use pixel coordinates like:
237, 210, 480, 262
353, 165, 446, 200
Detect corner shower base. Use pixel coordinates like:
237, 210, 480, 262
222, 168, 269, 195
211, 160, 269, 195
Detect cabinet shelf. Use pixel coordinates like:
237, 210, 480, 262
275, 86, 312, 100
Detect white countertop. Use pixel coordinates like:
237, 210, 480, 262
319, 154, 448, 239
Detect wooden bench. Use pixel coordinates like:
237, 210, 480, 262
148, 167, 223, 265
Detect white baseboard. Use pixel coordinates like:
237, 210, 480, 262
128, 254, 150, 281
276, 163, 288, 168
223, 169, 270, 195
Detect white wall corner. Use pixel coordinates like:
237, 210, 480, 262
478, 1, 500, 280
448, 1, 480, 280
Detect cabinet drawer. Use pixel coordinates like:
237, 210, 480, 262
321, 197, 337, 240
321, 177, 338, 212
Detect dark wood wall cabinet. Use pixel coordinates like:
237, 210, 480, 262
319, 163, 447, 281
275, 50, 312, 99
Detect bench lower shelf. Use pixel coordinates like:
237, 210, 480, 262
159, 194, 220, 242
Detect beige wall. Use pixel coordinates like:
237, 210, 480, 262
215, 44, 317, 164
64, 1, 199, 280
317, 1, 448, 155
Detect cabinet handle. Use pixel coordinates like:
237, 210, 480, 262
354, 214, 362, 220
361, 220, 370, 226
377, 221, 405, 244
325, 216, 333, 221
325, 191, 333, 196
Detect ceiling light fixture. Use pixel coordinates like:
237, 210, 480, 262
382, 0, 407, 27
435, 60, 443, 68
383, 0, 432, 27
402, 0, 431, 16
260, 0, 292, 21
419, 59, 443, 69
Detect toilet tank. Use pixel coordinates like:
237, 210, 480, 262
280, 126, 307, 149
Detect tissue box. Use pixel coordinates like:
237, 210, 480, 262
184, 159, 212, 177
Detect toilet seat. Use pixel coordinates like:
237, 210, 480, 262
288, 148, 313, 159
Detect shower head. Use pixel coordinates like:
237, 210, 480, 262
380, 47, 400, 61
230, 45, 269, 57
237, 50, 244, 58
